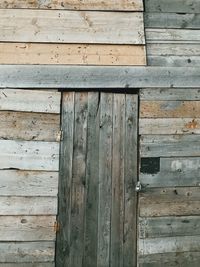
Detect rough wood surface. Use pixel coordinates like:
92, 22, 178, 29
0, 43, 146, 65
0, 89, 60, 113
0, 0, 143, 11
148, 55, 200, 67
147, 44, 200, 56
0, 140, 59, 171
0, 9, 144, 44
0, 216, 56, 241
0, 111, 60, 141
0, 264, 54, 267
1, 66, 200, 88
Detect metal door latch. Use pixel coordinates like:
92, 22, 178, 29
135, 181, 142, 192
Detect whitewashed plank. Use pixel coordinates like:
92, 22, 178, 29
147, 44, 200, 56
0, 197, 57, 215
0, 170, 58, 196
0, 242, 54, 262
0, 89, 60, 113
148, 55, 200, 67
0, 0, 143, 11
0, 66, 200, 88
0, 216, 56, 241
0, 140, 59, 171
0, 9, 144, 44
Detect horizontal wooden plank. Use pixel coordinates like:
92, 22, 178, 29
148, 55, 200, 67
0, 111, 60, 141
0, 216, 56, 241
139, 216, 200, 239
0, 263, 54, 267
0, 140, 59, 171
0, 242, 54, 262
140, 88, 200, 100
0, 197, 57, 215
140, 135, 200, 157
0, 43, 146, 66
140, 157, 200, 187
140, 118, 200, 134
0, 0, 143, 11
0, 9, 144, 44
0, 89, 60, 113
145, 0, 200, 13
145, 13, 200, 29
0, 66, 200, 88
138, 251, 200, 267
0, 170, 58, 196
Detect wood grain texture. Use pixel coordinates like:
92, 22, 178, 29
0, 111, 60, 141
147, 44, 200, 56
0, 264, 54, 267
0, 170, 58, 196
0, 140, 59, 171
0, 43, 146, 66
147, 55, 200, 67
0, 9, 144, 44
0, 0, 143, 11
0, 216, 56, 241
1, 66, 200, 88
0, 89, 61, 113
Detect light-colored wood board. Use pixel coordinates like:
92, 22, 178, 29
0, 197, 57, 215
145, 13, 200, 29
0, 111, 60, 142
0, 242, 54, 262
140, 88, 200, 100
0, 216, 56, 241
0, 140, 59, 171
147, 55, 200, 67
0, 89, 61, 113
0, 9, 144, 44
139, 216, 200, 239
0, 0, 143, 11
139, 236, 200, 255
140, 135, 200, 157
0, 170, 58, 196
0, 263, 54, 267
139, 118, 200, 134
1, 66, 200, 88
140, 157, 200, 187
0, 43, 146, 66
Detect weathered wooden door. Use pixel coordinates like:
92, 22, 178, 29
56, 92, 138, 267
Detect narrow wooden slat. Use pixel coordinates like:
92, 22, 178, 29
0, 242, 54, 263
0, 263, 54, 267
110, 94, 125, 267
140, 135, 200, 157
0, 43, 146, 66
0, 197, 57, 215
56, 92, 74, 267
124, 94, 138, 267
0, 0, 143, 11
0, 89, 61, 113
0, 170, 58, 196
97, 93, 113, 267
139, 216, 200, 239
0, 10, 144, 44
0, 140, 59, 171
0, 111, 60, 142
147, 55, 200, 67
0, 216, 56, 241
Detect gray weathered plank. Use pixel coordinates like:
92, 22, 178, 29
147, 55, 200, 67
0, 140, 59, 171
0, 9, 144, 44
0, 89, 60, 113
0, 264, 54, 267
97, 93, 113, 267
0, 242, 54, 263
139, 216, 200, 239
140, 135, 200, 157
0, 66, 200, 88
0, 197, 57, 215
140, 157, 200, 187
0, 111, 60, 142
0, 216, 56, 241
0, 170, 58, 196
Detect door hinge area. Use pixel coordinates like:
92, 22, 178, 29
54, 221, 60, 233
56, 130, 63, 142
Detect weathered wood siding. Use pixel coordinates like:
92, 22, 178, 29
0, 89, 61, 266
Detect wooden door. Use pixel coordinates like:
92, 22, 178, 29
56, 92, 138, 267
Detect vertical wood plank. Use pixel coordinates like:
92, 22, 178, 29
111, 94, 125, 267
124, 94, 138, 267
83, 92, 100, 267
97, 93, 113, 267
56, 92, 75, 267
